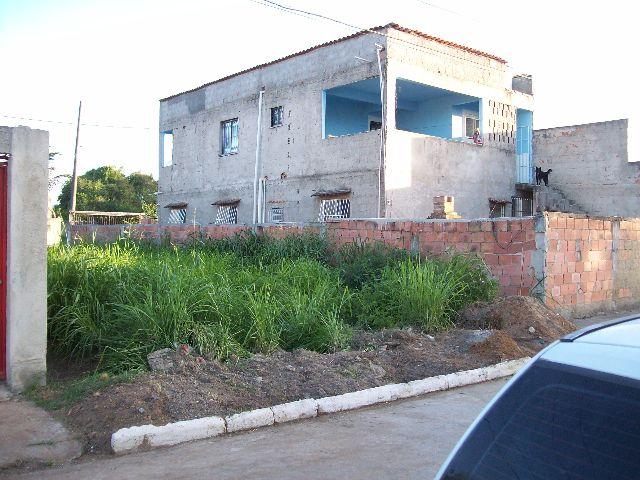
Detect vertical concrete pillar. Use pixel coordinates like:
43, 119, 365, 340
479, 98, 491, 140
381, 63, 397, 218
531, 212, 548, 302
1, 126, 48, 391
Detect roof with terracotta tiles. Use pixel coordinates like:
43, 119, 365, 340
160, 23, 506, 102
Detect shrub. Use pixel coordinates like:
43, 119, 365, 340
330, 242, 412, 289
352, 254, 498, 332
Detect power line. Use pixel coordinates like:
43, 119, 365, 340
413, 0, 481, 23
245, 0, 501, 70
0, 114, 152, 130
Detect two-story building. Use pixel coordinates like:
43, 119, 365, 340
158, 23, 535, 225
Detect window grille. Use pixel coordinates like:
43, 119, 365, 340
489, 201, 507, 218
221, 118, 239, 155
318, 199, 350, 222
512, 195, 533, 217
269, 206, 284, 223
215, 205, 238, 224
270, 106, 283, 127
168, 208, 186, 224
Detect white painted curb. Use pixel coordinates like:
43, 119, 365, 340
226, 407, 274, 433
111, 357, 530, 454
272, 398, 318, 423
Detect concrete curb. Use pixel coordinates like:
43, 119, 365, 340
111, 357, 530, 454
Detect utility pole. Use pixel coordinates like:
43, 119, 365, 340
69, 101, 82, 219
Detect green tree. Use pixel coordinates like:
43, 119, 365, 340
57, 166, 157, 220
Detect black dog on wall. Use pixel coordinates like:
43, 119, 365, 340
535, 167, 552, 186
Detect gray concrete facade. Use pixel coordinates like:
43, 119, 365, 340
158, 24, 534, 225
0, 126, 48, 391
533, 119, 640, 217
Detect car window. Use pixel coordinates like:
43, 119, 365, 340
441, 360, 640, 480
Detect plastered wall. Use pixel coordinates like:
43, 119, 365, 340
533, 119, 640, 217
159, 25, 533, 225
0, 126, 48, 391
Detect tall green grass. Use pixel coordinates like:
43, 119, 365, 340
47, 235, 497, 372
353, 255, 499, 331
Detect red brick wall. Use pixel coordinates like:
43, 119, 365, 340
325, 218, 537, 296
68, 214, 640, 317
70, 218, 538, 297
544, 213, 640, 317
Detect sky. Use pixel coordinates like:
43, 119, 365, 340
1, 0, 638, 204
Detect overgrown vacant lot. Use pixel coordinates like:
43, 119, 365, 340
47, 233, 499, 373
37, 234, 577, 455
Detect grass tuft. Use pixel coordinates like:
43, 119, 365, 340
47, 236, 498, 372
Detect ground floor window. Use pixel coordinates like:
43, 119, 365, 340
489, 199, 509, 218
269, 206, 284, 223
168, 208, 186, 224
511, 195, 533, 217
215, 205, 238, 224
318, 198, 350, 221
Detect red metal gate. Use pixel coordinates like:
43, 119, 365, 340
0, 157, 7, 380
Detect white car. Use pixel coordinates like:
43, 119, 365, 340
435, 314, 640, 480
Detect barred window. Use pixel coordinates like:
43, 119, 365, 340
319, 198, 350, 222
489, 199, 507, 218
269, 206, 284, 223
168, 208, 186, 224
270, 106, 283, 127
215, 205, 238, 224
220, 118, 239, 155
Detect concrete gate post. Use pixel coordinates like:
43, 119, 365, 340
0, 126, 49, 391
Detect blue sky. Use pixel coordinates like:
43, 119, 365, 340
0, 0, 637, 204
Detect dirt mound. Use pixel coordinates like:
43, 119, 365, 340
469, 330, 527, 361
458, 296, 576, 345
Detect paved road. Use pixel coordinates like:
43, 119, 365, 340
5, 379, 506, 480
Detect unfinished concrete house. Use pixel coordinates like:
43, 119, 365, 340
158, 23, 535, 225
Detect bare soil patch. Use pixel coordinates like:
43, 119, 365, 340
457, 295, 576, 354
39, 296, 572, 456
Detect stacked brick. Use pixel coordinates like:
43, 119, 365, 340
428, 196, 461, 220
544, 213, 640, 316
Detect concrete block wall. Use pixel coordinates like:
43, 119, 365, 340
384, 131, 517, 218
158, 31, 384, 226
533, 119, 640, 217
